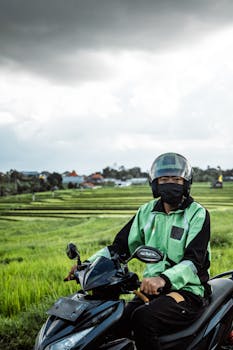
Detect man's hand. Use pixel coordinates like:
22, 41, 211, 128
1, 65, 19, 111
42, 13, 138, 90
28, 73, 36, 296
64, 264, 77, 281
140, 276, 166, 295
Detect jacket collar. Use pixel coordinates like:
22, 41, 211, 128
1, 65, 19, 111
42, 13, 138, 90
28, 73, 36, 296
152, 196, 194, 213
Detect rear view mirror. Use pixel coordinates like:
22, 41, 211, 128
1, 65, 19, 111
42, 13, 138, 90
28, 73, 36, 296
66, 243, 80, 260
129, 245, 163, 264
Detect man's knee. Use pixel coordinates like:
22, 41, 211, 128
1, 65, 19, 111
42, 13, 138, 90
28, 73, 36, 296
130, 305, 161, 349
131, 305, 153, 330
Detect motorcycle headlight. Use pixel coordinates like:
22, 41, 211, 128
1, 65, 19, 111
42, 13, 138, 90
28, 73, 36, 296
45, 327, 94, 350
34, 322, 47, 350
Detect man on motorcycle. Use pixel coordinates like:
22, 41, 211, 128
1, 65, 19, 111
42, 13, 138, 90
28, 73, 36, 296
70, 152, 211, 350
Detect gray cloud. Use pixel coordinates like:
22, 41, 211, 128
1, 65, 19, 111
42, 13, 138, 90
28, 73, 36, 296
0, 0, 233, 173
1, 0, 233, 82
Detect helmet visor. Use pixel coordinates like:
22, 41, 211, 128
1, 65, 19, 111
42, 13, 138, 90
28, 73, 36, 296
149, 153, 192, 182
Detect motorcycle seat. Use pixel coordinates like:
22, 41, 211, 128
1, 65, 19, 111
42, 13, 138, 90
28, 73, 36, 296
160, 278, 233, 343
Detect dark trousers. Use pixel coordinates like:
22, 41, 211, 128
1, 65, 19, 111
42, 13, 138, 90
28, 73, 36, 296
116, 292, 206, 350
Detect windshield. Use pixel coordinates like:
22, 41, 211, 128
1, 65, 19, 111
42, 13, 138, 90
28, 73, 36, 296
81, 256, 118, 290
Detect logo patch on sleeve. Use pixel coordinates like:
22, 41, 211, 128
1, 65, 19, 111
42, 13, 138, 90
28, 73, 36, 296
170, 226, 184, 240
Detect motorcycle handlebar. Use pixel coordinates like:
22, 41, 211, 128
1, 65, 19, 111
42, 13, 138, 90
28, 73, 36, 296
64, 275, 75, 282
133, 286, 163, 304
136, 280, 164, 294
64, 262, 90, 282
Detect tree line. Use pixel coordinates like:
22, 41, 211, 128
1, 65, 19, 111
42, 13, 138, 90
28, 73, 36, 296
102, 165, 233, 182
0, 170, 62, 196
0, 166, 232, 196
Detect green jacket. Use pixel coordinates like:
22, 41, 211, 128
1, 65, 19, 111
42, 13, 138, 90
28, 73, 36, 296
88, 197, 211, 298
127, 197, 211, 297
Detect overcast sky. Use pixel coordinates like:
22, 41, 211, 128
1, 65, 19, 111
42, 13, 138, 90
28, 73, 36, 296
0, 0, 233, 174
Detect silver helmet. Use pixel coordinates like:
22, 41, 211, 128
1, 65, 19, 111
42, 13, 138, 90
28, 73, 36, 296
149, 152, 192, 182
149, 152, 193, 198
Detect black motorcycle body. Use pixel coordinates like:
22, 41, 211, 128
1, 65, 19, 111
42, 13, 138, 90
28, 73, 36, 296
34, 245, 233, 350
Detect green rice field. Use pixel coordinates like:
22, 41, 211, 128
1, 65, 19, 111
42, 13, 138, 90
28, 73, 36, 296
0, 183, 233, 349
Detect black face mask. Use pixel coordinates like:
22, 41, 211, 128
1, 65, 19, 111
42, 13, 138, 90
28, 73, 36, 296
157, 183, 184, 206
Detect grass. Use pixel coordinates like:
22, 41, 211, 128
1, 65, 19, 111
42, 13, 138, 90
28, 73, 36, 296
0, 183, 232, 349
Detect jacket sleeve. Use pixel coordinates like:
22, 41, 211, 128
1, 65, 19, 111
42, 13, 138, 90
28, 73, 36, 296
128, 205, 149, 254
108, 216, 135, 259
161, 208, 210, 291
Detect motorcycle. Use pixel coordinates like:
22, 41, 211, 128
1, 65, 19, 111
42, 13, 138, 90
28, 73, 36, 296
34, 243, 233, 350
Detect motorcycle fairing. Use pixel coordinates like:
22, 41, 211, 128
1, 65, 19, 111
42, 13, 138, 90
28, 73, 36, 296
98, 338, 135, 349
38, 298, 125, 349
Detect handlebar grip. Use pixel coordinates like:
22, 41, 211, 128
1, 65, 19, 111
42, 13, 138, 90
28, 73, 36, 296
63, 274, 75, 282
133, 290, 150, 304
136, 281, 163, 294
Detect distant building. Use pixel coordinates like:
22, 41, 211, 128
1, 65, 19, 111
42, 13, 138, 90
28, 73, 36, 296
21, 171, 40, 177
87, 173, 104, 185
103, 177, 148, 187
62, 175, 85, 185
69, 170, 78, 177
82, 182, 95, 189
130, 177, 148, 185
114, 180, 132, 187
